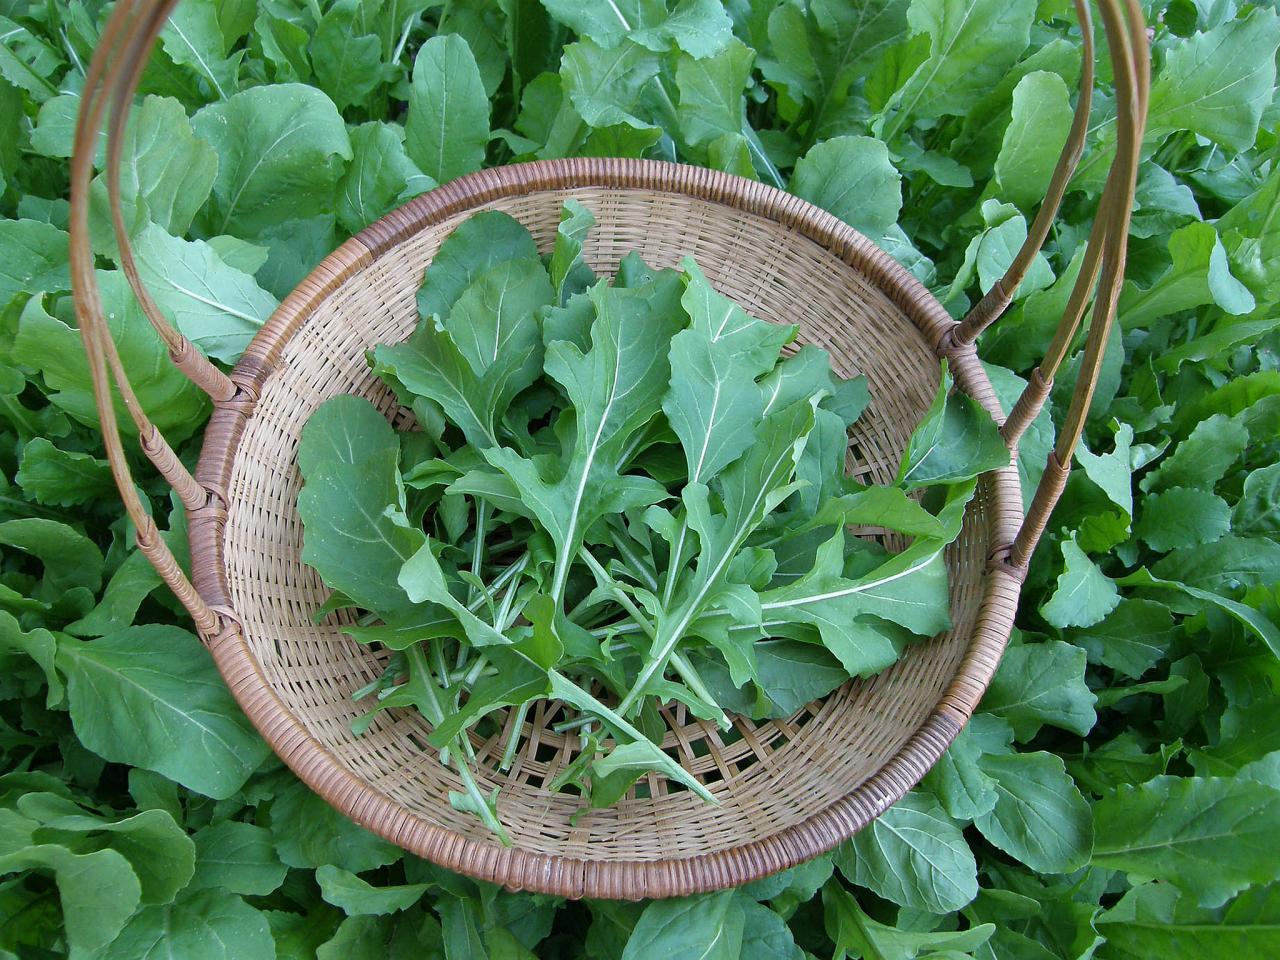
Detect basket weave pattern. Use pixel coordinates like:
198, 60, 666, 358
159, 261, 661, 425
188, 161, 1024, 897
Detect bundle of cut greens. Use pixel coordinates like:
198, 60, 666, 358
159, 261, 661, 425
297, 201, 1007, 839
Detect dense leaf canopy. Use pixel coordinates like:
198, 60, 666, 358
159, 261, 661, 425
1, 0, 1278, 956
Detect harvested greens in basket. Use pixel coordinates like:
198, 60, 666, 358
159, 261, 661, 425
297, 202, 1007, 839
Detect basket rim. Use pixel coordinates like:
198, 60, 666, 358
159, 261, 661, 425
190, 157, 1024, 900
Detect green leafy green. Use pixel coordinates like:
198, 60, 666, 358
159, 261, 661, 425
620, 891, 743, 960
3, 1, 1280, 953
406, 34, 491, 183
974, 749, 1093, 874
1093, 775, 1280, 908
55, 626, 270, 799
1040, 536, 1121, 629
192, 83, 352, 237
789, 135, 902, 240
300, 206, 994, 826
835, 791, 977, 913
1098, 882, 1280, 958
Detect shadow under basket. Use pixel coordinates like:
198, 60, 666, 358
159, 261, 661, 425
187, 160, 1026, 898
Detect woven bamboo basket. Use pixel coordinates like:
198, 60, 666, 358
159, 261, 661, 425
69, 0, 1148, 898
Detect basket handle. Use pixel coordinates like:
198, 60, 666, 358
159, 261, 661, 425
70, 0, 226, 637
952, 0, 1149, 572
951, 0, 1095, 345
69, 0, 1147, 628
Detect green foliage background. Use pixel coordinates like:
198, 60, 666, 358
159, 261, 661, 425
2, 0, 1280, 956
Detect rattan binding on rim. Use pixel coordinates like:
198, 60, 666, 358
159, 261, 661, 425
69, 0, 1148, 899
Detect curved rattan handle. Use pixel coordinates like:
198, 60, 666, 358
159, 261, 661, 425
993, 0, 1149, 570
951, 0, 1096, 345
69, 0, 1147, 630
69, 0, 226, 637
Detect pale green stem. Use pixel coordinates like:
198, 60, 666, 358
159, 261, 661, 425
499, 700, 531, 772
580, 550, 727, 728
414, 654, 509, 843
743, 122, 785, 189
611, 529, 659, 593
391, 12, 417, 64
618, 587, 717, 718
468, 501, 489, 605
453, 754, 512, 845
660, 523, 691, 607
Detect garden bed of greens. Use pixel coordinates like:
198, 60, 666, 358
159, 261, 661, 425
2, 0, 1280, 956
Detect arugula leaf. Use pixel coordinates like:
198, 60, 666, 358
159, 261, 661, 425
561, 38, 662, 131
746, 639, 850, 717
627, 399, 815, 706
921, 715, 1002, 820
1098, 882, 1280, 959
55, 626, 270, 799
406, 35, 491, 184
1075, 421, 1134, 520
15, 437, 114, 507
192, 83, 351, 237
804, 0, 911, 128
485, 277, 682, 606
87, 94, 218, 244
310, 0, 383, 111
992, 71, 1073, 212
0, 518, 102, 599
159, 0, 240, 101
1070, 598, 1177, 680
416, 210, 541, 322
0, 14, 61, 102
1219, 166, 1280, 305
338, 122, 436, 233
980, 640, 1097, 740
1145, 8, 1280, 153
539, 0, 668, 50
620, 890, 744, 960
1039, 536, 1120, 629
1235, 463, 1280, 537
99, 889, 275, 960
740, 898, 804, 960
0, 610, 64, 707
1093, 775, 1280, 908
1153, 536, 1280, 594
131, 224, 277, 364
1119, 222, 1256, 330
0, 839, 141, 957
12, 282, 210, 442
16, 792, 194, 905
298, 406, 423, 616
675, 39, 755, 150
823, 881, 994, 960
1142, 413, 1248, 493
878, 0, 1037, 139
189, 821, 288, 897
974, 750, 1093, 873
317, 865, 430, 916
549, 198, 596, 302
789, 135, 903, 241
0, 218, 70, 307
269, 779, 401, 874
897, 362, 1009, 488
835, 791, 978, 913
1136, 487, 1232, 551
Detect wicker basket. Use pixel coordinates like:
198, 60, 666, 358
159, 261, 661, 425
69, 0, 1147, 899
